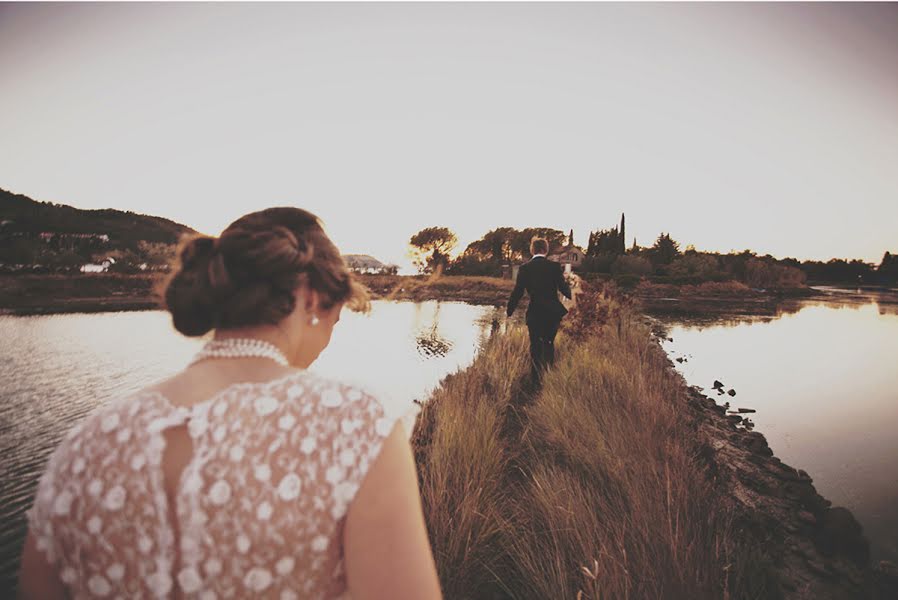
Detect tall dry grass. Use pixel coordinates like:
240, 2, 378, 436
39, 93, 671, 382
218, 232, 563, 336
411, 329, 532, 599
412, 292, 775, 600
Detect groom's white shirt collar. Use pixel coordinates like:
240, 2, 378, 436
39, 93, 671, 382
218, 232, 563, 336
531, 253, 547, 259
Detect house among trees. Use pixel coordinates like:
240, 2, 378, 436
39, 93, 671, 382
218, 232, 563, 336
40, 232, 110, 245
547, 229, 585, 271
80, 257, 115, 273
343, 254, 398, 275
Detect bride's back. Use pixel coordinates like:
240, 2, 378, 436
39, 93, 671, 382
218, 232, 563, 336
28, 368, 394, 598
20, 207, 441, 600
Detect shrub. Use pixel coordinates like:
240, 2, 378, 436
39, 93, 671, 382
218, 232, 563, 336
579, 254, 616, 274
680, 281, 753, 296
668, 253, 723, 280
611, 273, 642, 288
745, 258, 806, 289
635, 279, 679, 297
610, 255, 653, 276
446, 255, 502, 277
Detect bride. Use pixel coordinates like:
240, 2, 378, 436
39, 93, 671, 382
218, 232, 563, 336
18, 207, 442, 599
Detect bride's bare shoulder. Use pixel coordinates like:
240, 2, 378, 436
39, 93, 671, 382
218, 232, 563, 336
136, 363, 301, 408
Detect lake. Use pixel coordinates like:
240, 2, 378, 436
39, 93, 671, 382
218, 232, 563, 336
0, 299, 509, 593
651, 286, 898, 564
3, 288, 896, 592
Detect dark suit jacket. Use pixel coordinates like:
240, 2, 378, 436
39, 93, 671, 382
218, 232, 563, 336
506, 256, 572, 325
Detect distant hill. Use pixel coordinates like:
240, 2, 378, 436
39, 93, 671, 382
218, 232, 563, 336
343, 254, 397, 274
0, 187, 195, 244
343, 254, 386, 269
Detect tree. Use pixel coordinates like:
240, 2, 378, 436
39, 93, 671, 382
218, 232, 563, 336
452, 227, 516, 275
800, 258, 874, 284
585, 215, 626, 257
649, 233, 680, 266
409, 227, 457, 273
619, 213, 626, 255
476, 227, 517, 262
586, 227, 623, 256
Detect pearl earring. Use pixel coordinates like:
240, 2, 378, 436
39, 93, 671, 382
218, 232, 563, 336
310, 314, 320, 326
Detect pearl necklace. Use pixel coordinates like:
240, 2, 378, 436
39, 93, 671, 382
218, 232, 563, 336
191, 338, 290, 367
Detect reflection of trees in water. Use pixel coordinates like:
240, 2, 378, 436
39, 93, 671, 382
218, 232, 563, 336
415, 302, 454, 358
416, 328, 453, 358
647, 290, 898, 328
645, 299, 803, 329
474, 307, 518, 350
879, 303, 898, 316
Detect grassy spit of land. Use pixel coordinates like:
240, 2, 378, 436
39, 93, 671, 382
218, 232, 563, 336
411, 288, 895, 600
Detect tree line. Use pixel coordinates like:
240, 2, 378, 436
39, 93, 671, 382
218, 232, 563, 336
408, 219, 898, 287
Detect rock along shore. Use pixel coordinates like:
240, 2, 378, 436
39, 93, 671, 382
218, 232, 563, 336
681, 376, 898, 599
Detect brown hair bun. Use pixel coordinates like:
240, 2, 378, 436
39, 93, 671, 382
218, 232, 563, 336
162, 207, 369, 337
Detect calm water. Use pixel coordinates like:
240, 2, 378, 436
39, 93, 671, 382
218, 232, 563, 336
4, 291, 896, 589
654, 287, 898, 563
0, 300, 508, 592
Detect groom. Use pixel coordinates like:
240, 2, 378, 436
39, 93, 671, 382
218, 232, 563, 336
507, 237, 572, 383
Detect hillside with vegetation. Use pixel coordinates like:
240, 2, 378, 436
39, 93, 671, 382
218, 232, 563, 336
0, 187, 195, 273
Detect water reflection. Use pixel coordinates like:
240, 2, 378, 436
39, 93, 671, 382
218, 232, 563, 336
645, 286, 898, 329
652, 288, 898, 562
413, 303, 455, 358
416, 331, 454, 358
0, 299, 511, 592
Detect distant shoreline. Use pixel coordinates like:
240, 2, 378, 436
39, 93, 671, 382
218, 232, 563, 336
0, 273, 517, 316
0, 272, 860, 317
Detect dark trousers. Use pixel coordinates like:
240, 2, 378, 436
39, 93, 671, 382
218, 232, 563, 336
527, 318, 560, 382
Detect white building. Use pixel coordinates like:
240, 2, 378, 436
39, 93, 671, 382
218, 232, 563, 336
79, 257, 116, 273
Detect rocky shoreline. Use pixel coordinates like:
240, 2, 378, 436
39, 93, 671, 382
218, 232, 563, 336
681, 379, 898, 598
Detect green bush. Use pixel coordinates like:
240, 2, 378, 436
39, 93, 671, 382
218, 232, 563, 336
579, 254, 616, 274
610, 255, 653, 276
745, 258, 806, 289
668, 253, 723, 280
612, 273, 643, 288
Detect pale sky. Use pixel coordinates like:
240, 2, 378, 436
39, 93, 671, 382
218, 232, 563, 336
1, 2, 896, 271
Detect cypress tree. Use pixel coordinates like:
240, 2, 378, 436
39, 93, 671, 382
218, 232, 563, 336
619, 213, 626, 254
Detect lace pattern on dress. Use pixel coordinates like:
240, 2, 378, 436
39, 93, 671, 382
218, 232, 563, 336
27, 370, 395, 599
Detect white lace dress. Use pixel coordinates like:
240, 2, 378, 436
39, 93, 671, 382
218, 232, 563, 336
27, 370, 396, 599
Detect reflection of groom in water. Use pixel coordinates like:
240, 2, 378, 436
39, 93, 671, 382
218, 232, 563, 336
507, 237, 572, 383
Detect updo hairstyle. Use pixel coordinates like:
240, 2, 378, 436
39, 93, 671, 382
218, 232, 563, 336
162, 207, 369, 336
